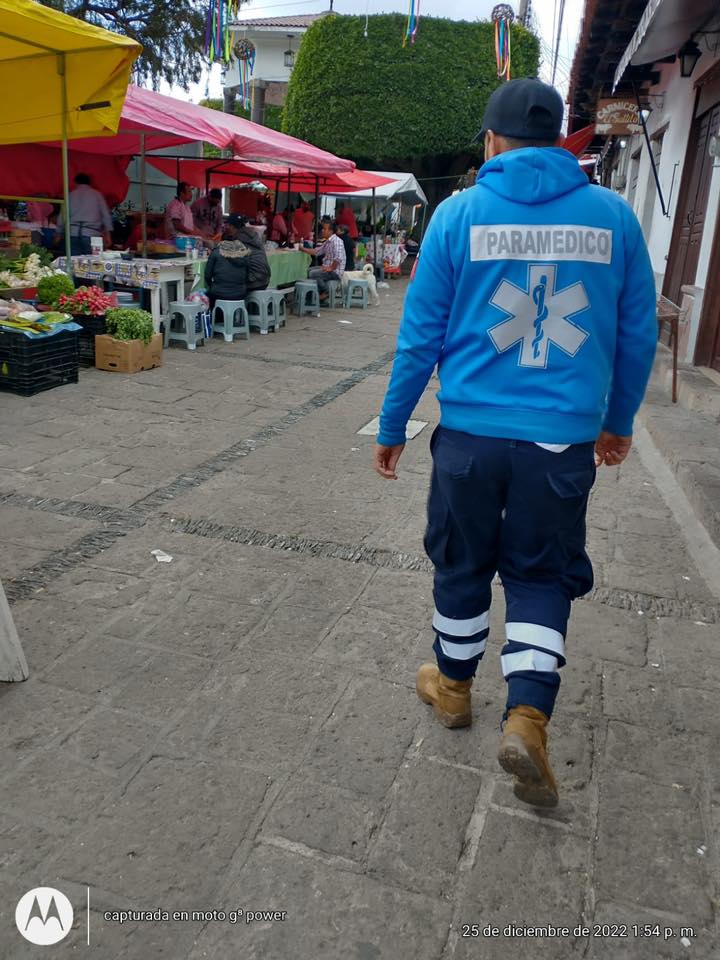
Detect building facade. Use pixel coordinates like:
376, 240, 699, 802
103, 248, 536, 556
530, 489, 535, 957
223, 13, 329, 111
569, 0, 720, 371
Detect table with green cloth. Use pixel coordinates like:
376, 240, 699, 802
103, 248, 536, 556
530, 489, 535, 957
193, 249, 311, 292
267, 249, 312, 287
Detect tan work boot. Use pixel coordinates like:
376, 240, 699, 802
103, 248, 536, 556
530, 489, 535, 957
498, 705, 559, 808
416, 664, 472, 728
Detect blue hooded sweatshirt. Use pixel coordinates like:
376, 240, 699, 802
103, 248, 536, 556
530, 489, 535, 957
377, 148, 658, 447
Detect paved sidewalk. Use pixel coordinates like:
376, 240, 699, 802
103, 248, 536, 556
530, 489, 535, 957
1, 281, 718, 959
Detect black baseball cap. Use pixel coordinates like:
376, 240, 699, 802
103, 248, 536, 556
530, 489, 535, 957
477, 78, 564, 141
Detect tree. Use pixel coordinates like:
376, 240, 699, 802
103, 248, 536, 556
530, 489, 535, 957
283, 14, 540, 211
39, 0, 207, 89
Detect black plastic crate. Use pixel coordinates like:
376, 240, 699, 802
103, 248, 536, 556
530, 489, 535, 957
0, 328, 79, 396
74, 314, 107, 336
74, 315, 106, 367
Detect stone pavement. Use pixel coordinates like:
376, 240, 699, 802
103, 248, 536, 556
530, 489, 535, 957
0, 280, 719, 959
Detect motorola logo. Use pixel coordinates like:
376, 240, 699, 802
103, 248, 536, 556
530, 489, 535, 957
15, 887, 73, 946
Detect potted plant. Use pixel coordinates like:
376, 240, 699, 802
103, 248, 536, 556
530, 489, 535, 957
95, 307, 162, 373
56, 286, 119, 367
36, 273, 75, 310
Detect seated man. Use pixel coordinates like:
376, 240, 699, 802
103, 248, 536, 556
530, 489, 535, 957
203, 222, 251, 309
228, 214, 271, 293
309, 219, 346, 301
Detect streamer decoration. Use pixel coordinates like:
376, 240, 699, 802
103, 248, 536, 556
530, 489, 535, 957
492, 4, 514, 81
205, 0, 242, 64
402, 0, 421, 47
234, 37, 256, 110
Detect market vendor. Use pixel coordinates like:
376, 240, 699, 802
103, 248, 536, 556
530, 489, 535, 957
292, 201, 314, 242
164, 182, 195, 238
335, 201, 359, 239
191, 188, 223, 243
270, 207, 294, 246
56, 173, 112, 255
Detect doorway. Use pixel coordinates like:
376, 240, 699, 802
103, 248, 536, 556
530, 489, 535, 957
663, 102, 720, 307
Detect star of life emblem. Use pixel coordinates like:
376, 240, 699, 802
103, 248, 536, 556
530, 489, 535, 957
488, 263, 590, 368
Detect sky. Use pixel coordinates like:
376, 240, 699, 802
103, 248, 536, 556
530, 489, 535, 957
179, 0, 585, 122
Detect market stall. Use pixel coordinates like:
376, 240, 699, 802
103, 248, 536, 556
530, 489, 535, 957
0, 0, 139, 683
0, 0, 140, 268
56, 254, 198, 332
0, 84, 356, 323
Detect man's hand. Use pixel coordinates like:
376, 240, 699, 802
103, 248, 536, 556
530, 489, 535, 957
595, 431, 632, 467
373, 443, 406, 480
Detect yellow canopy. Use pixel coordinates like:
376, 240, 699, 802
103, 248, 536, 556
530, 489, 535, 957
0, 0, 141, 146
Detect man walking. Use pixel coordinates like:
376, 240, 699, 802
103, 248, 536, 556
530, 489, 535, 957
373, 79, 657, 808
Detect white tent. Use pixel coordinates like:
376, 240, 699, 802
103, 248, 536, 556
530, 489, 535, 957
340, 170, 427, 204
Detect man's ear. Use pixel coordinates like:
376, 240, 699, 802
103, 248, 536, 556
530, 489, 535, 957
484, 130, 496, 160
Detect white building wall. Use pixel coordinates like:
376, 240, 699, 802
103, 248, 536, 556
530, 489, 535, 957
224, 32, 299, 87
611, 50, 720, 362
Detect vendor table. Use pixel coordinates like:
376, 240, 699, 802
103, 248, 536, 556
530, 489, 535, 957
59, 255, 197, 333
192, 248, 311, 295
267, 249, 312, 288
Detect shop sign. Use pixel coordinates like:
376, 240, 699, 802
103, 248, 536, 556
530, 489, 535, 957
595, 100, 642, 136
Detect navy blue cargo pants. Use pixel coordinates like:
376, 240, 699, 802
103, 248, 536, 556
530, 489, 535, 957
424, 426, 596, 719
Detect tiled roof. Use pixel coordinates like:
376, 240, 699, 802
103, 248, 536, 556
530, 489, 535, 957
231, 12, 330, 29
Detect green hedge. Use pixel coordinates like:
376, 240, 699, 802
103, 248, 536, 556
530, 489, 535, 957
283, 14, 539, 162
201, 98, 283, 132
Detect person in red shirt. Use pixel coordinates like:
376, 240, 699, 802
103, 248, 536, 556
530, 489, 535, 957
270, 207, 294, 246
335, 201, 359, 239
293, 201, 314, 242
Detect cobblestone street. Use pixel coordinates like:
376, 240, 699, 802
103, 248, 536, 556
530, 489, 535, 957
1, 280, 718, 958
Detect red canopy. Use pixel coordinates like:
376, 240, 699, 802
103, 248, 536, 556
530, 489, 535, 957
0, 143, 131, 207
564, 124, 596, 157
146, 157, 395, 194
48, 86, 353, 174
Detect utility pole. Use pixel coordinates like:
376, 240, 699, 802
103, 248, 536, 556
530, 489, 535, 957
518, 0, 530, 25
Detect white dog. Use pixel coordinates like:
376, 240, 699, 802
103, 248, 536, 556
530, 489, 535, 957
341, 263, 380, 306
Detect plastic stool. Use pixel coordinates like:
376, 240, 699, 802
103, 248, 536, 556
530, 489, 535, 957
294, 280, 320, 316
167, 302, 205, 350
268, 290, 288, 327
211, 300, 250, 342
344, 278, 369, 309
325, 279, 343, 309
246, 290, 279, 335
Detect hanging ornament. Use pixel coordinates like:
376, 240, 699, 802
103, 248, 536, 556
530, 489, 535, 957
234, 37, 256, 110
402, 0, 421, 47
205, 0, 242, 65
492, 4, 514, 81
